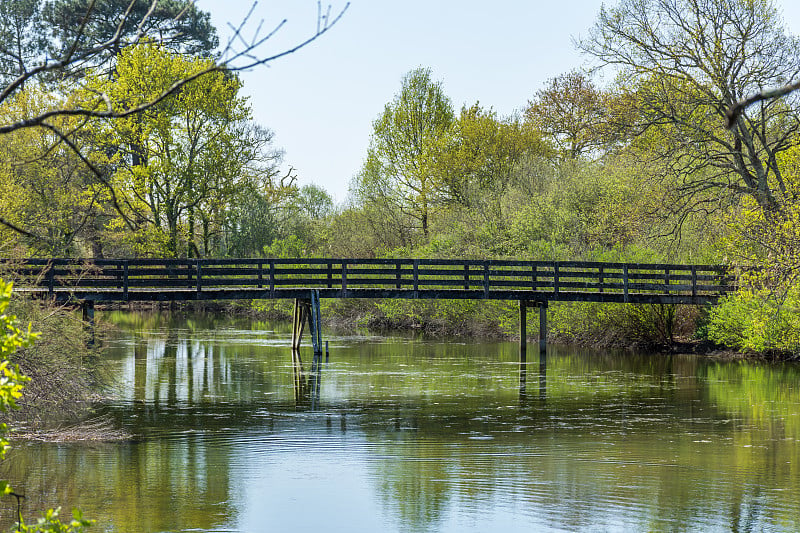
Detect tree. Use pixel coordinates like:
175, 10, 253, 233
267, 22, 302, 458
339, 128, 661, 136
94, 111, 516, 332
525, 71, 616, 160
0, 87, 104, 256
222, 177, 296, 258
297, 184, 334, 220
0, 1, 348, 240
43, 0, 218, 78
89, 44, 278, 257
0, 0, 47, 87
360, 67, 454, 238
580, 0, 800, 215
426, 103, 545, 222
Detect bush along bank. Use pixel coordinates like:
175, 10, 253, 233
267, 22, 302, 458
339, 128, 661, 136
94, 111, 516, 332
3, 296, 104, 433
244, 296, 711, 350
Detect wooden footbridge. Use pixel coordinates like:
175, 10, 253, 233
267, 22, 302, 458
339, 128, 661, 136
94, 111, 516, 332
4, 257, 734, 355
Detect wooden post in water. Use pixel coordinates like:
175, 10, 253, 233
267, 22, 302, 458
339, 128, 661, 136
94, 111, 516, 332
519, 301, 528, 403
292, 292, 324, 405
309, 290, 322, 358
82, 300, 95, 347
539, 302, 547, 401
538, 301, 547, 357
519, 301, 527, 357
292, 299, 307, 351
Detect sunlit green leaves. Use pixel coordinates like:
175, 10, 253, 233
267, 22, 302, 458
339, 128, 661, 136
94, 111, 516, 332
82, 42, 279, 257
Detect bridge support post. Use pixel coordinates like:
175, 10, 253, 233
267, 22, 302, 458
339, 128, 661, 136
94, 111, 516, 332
519, 301, 527, 358
292, 293, 322, 354
292, 290, 324, 408
539, 302, 548, 401
82, 300, 95, 347
519, 301, 528, 402
538, 301, 547, 356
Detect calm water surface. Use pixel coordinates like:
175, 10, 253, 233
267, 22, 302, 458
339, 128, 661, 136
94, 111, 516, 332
2, 312, 800, 532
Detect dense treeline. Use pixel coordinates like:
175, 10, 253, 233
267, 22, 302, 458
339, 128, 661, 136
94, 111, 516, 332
3, 0, 800, 355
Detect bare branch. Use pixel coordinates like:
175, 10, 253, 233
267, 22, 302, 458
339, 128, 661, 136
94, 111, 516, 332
726, 80, 800, 128
0, 215, 46, 242
1, 2, 350, 129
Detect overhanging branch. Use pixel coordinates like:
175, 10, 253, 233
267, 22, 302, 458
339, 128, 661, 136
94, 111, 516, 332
726, 80, 800, 128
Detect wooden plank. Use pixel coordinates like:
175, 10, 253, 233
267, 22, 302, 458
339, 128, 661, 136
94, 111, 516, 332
336, 266, 411, 276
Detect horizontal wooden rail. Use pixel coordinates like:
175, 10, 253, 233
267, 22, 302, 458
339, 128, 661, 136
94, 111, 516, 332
0, 258, 736, 305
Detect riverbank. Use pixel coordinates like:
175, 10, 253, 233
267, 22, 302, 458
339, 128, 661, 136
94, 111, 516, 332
10, 415, 131, 442
2, 297, 104, 434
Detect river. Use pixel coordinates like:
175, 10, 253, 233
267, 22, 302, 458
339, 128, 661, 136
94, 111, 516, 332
2, 311, 799, 532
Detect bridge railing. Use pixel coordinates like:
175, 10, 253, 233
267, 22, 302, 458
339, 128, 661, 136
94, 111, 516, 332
1, 258, 735, 302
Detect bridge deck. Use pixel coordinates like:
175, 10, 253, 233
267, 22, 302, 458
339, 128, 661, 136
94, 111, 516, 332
3, 258, 734, 305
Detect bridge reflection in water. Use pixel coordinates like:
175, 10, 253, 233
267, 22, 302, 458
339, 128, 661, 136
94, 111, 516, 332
291, 335, 547, 411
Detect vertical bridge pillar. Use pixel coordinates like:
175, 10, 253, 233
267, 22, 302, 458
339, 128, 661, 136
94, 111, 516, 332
519, 301, 527, 402
291, 290, 324, 406
539, 301, 547, 401
82, 300, 95, 347
519, 300, 527, 358
292, 290, 322, 357
520, 300, 548, 401
518, 300, 548, 357
539, 301, 547, 357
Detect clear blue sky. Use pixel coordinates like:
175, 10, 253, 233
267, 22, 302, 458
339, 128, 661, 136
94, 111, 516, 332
198, 1, 800, 203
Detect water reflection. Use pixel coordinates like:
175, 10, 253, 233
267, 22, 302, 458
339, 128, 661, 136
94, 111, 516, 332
292, 348, 323, 409
519, 349, 548, 405
1, 313, 800, 532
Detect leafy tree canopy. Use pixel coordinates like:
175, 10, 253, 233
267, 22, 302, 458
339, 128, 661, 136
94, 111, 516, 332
581, 0, 800, 215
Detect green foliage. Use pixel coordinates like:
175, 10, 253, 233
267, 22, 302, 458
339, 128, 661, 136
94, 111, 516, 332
84, 43, 282, 257
707, 287, 800, 355
366, 298, 517, 337
263, 235, 308, 259
13, 506, 94, 533
0, 280, 34, 461
426, 104, 546, 210
704, 145, 800, 355
297, 184, 334, 220
357, 67, 454, 238
0, 86, 106, 256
